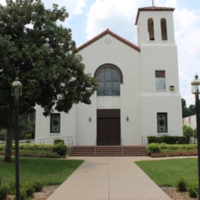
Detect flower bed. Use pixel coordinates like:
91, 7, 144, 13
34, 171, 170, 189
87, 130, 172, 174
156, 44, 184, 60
151, 150, 197, 158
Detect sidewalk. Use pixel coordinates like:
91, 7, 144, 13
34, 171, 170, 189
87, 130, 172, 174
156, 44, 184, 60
47, 156, 171, 200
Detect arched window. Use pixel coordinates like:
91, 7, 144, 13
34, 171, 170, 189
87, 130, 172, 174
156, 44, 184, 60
161, 18, 167, 40
148, 18, 155, 41
95, 65, 122, 96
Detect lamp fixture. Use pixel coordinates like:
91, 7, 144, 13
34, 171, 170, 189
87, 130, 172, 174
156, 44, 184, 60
126, 116, 129, 121
89, 116, 91, 122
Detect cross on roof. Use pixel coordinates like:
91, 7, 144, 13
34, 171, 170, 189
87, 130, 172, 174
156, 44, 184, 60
152, 0, 154, 6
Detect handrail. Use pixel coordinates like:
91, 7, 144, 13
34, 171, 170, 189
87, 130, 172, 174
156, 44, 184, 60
95, 137, 97, 155
121, 137, 124, 155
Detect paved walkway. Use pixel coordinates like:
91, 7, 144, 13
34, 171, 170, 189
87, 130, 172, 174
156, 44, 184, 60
47, 156, 171, 200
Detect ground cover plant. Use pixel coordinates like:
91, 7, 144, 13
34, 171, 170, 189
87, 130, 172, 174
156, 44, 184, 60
146, 143, 197, 157
135, 158, 198, 187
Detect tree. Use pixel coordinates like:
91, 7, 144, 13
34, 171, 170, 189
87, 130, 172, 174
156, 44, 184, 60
0, 0, 98, 162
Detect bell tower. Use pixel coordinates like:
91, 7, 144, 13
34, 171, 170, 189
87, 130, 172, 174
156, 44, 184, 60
135, 5, 182, 140
135, 6, 175, 46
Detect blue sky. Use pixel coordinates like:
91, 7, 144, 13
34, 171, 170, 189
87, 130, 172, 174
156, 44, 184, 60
1, 0, 200, 107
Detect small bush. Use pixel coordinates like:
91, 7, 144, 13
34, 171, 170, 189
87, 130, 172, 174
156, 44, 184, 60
53, 143, 68, 157
54, 139, 64, 145
176, 177, 188, 191
23, 182, 35, 198
0, 184, 10, 200
146, 143, 161, 155
188, 183, 198, 198
147, 136, 187, 144
32, 181, 44, 192
24, 133, 32, 140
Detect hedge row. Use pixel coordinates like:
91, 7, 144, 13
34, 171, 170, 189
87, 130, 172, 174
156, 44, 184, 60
0, 143, 68, 158
147, 136, 188, 144
0, 144, 56, 151
146, 143, 197, 155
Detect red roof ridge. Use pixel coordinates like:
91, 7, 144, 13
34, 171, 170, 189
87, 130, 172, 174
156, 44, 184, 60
135, 6, 175, 25
77, 29, 140, 52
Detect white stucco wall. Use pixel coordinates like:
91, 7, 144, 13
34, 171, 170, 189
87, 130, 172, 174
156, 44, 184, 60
35, 105, 76, 144
77, 34, 141, 145
183, 115, 196, 130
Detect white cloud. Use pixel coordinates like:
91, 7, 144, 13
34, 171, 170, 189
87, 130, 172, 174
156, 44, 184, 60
0, 0, 6, 6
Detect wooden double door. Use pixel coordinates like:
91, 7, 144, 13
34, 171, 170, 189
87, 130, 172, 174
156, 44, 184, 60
97, 109, 120, 145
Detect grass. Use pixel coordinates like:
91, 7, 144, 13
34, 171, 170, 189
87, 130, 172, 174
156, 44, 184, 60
0, 157, 84, 186
135, 158, 198, 187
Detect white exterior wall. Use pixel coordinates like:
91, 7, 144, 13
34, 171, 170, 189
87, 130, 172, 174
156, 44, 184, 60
183, 115, 196, 129
138, 10, 183, 142
77, 34, 141, 145
35, 105, 76, 143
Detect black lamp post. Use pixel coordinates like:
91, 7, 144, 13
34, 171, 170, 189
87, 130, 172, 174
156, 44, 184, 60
191, 74, 200, 199
11, 77, 22, 200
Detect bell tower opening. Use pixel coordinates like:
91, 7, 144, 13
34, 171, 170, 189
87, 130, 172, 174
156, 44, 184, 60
148, 18, 155, 41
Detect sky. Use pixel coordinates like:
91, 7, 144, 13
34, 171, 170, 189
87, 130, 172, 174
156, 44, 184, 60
0, 0, 200, 107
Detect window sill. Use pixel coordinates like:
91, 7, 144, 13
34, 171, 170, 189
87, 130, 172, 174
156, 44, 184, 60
49, 133, 61, 136
157, 133, 169, 135
156, 89, 167, 92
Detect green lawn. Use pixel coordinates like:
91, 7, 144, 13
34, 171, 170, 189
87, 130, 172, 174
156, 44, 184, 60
0, 157, 84, 186
135, 158, 198, 187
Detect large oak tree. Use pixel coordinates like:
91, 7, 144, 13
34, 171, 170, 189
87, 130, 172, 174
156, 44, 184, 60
0, 0, 98, 162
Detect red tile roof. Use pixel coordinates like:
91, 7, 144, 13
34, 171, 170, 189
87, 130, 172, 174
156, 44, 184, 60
77, 29, 140, 52
135, 6, 175, 25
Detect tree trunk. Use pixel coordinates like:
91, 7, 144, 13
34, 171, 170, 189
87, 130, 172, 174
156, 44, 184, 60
4, 99, 15, 162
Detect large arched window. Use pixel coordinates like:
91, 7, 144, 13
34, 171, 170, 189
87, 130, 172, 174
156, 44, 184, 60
148, 18, 155, 41
161, 18, 168, 40
95, 65, 122, 96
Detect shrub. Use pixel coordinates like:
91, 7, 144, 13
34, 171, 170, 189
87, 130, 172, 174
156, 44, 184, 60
183, 126, 193, 137
176, 177, 188, 192
188, 183, 198, 198
53, 143, 68, 157
0, 184, 10, 200
54, 139, 65, 145
146, 143, 161, 155
24, 133, 32, 140
23, 183, 35, 198
147, 136, 187, 144
32, 181, 44, 192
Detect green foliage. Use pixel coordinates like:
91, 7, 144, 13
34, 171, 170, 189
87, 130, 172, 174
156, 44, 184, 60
0, 184, 10, 200
52, 143, 68, 157
22, 183, 35, 198
188, 183, 198, 198
24, 133, 32, 140
54, 139, 65, 145
0, 0, 98, 162
182, 98, 197, 118
183, 126, 193, 137
147, 136, 187, 144
32, 181, 44, 192
176, 177, 188, 191
146, 143, 161, 155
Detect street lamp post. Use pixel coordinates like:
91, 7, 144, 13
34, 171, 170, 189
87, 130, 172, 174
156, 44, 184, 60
191, 74, 200, 199
11, 78, 22, 200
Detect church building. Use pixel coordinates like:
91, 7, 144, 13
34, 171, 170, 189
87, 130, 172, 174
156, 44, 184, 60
35, 6, 183, 146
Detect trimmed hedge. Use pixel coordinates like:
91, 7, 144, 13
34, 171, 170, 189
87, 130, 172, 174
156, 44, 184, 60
0, 143, 68, 158
147, 136, 188, 144
54, 139, 65, 145
146, 143, 197, 155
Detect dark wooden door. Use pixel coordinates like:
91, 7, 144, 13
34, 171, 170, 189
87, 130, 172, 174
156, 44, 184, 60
97, 109, 120, 145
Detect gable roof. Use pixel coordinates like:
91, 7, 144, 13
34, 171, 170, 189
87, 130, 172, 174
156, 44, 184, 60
77, 29, 140, 52
135, 6, 175, 25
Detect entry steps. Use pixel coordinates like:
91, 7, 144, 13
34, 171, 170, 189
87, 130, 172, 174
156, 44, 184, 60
70, 146, 148, 156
